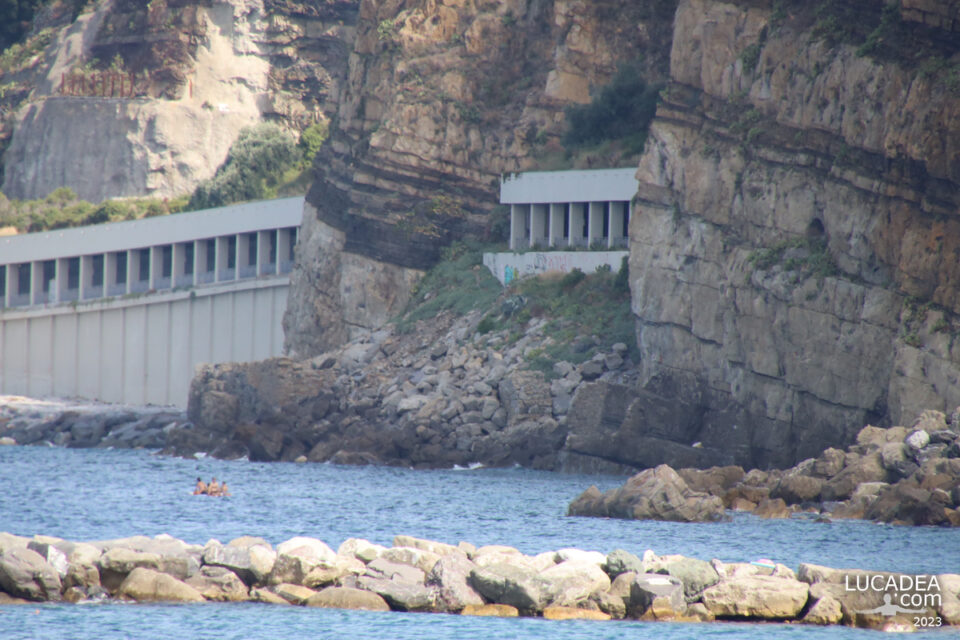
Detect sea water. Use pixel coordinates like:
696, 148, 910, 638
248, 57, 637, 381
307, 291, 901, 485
0, 446, 957, 639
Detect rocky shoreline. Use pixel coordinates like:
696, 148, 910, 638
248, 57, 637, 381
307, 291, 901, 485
569, 415, 960, 527
0, 396, 186, 450
0, 531, 956, 630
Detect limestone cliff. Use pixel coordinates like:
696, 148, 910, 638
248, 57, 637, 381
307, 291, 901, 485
623, 0, 960, 469
283, 0, 677, 357
0, 0, 357, 202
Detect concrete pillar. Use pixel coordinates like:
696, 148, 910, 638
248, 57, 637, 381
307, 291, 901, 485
31, 261, 43, 305
509, 204, 527, 251
609, 201, 626, 248
172, 243, 188, 288
588, 202, 605, 249
531, 204, 549, 248
216, 236, 232, 282
1, 264, 8, 307
278, 229, 294, 273
80, 255, 94, 300
57, 257, 80, 302
549, 204, 565, 248
257, 230, 274, 275
237, 233, 251, 279
126, 250, 138, 294
569, 203, 586, 248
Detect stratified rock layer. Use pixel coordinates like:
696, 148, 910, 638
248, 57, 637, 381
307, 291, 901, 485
628, 0, 960, 468
284, 0, 677, 355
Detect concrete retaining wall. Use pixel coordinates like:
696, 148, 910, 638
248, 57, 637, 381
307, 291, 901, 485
482, 251, 628, 286
0, 278, 288, 407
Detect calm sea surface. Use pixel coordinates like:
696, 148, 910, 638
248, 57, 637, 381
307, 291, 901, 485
0, 446, 957, 639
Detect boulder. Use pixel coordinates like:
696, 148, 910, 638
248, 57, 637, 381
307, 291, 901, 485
26, 541, 69, 579
656, 557, 720, 600
468, 563, 547, 612
568, 465, 727, 522
303, 555, 366, 589
772, 475, 823, 504
425, 552, 484, 612
461, 603, 519, 617
380, 546, 441, 574
753, 498, 791, 519
97, 548, 161, 592
117, 567, 204, 603
337, 538, 386, 563
864, 480, 950, 525
812, 448, 846, 478
603, 549, 645, 578
392, 535, 458, 557
802, 594, 843, 625
540, 561, 611, 607
276, 537, 336, 562
553, 548, 606, 566
821, 452, 889, 501
0, 547, 62, 601
355, 575, 436, 611
202, 540, 276, 585
271, 583, 317, 605
591, 589, 626, 618
304, 586, 390, 611
543, 606, 611, 621
251, 587, 291, 605
185, 566, 250, 601
627, 573, 685, 618
498, 371, 551, 425
906, 429, 931, 451
701, 575, 809, 619
365, 557, 426, 584
269, 538, 337, 585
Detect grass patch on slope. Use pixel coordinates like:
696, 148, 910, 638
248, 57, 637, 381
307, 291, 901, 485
491, 259, 637, 377
394, 241, 503, 333
398, 245, 638, 377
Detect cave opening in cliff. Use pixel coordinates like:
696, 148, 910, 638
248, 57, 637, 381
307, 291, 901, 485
807, 218, 825, 239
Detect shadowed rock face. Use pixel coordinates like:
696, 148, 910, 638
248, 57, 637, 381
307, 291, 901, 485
627, 0, 960, 468
283, 0, 678, 356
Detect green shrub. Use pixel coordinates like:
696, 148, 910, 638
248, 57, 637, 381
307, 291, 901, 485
298, 121, 328, 165
476, 314, 497, 334
562, 60, 661, 155
560, 268, 586, 291
614, 256, 629, 293
188, 124, 299, 210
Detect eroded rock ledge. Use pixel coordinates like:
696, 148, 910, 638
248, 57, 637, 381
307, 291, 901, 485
0, 531, 956, 630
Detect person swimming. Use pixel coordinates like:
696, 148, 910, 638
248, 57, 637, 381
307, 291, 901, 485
207, 477, 221, 497
193, 477, 207, 495
219, 481, 231, 498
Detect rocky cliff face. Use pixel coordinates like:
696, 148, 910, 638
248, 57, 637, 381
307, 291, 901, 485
625, 0, 960, 468
0, 0, 357, 202
283, 0, 677, 357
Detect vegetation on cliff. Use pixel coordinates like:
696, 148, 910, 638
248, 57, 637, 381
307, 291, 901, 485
188, 122, 324, 210
0, 120, 326, 232
396, 243, 637, 377
0, 187, 187, 232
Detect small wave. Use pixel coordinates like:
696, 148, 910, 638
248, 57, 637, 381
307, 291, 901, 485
452, 462, 484, 471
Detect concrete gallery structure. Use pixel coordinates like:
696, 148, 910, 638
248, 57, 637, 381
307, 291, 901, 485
0, 197, 302, 407
485, 168, 637, 285
501, 168, 637, 250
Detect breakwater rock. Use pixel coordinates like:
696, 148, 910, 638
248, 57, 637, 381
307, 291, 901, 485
0, 531, 956, 630
0, 396, 186, 450
571, 412, 960, 527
